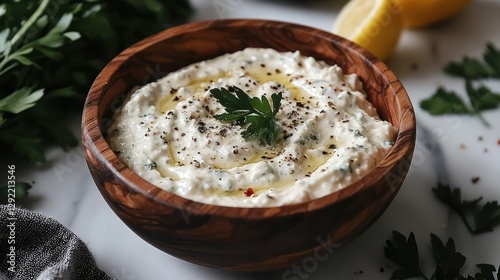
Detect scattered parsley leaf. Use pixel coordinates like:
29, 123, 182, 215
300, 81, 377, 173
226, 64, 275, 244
385, 231, 500, 280
473, 201, 500, 234
432, 183, 500, 235
444, 43, 500, 79
465, 80, 500, 112
211, 86, 282, 145
430, 233, 466, 279
421, 43, 500, 127
444, 57, 496, 80
420, 87, 472, 115
420, 80, 500, 127
472, 264, 500, 280
483, 43, 500, 76
384, 231, 428, 280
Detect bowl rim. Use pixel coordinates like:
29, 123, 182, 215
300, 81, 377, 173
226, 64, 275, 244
82, 18, 416, 219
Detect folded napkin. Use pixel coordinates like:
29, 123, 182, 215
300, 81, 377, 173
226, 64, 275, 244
0, 205, 113, 280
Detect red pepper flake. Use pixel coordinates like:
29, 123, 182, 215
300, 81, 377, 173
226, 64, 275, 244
243, 188, 254, 197
497, 139, 500, 145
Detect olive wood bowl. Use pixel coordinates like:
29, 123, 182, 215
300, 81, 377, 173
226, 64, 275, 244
82, 19, 416, 271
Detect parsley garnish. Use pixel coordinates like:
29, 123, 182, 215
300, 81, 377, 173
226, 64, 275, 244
420, 43, 500, 127
432, 183, 500, 235
384, 231, 500, 280
210, 86, 282, 145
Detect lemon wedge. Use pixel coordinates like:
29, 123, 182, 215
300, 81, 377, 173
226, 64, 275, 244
332, 0, 403, 61
394, 0, 472, 28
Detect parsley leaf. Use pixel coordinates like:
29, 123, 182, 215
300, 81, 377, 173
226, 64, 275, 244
420, 43, 500, 127
211, 86, 282, 145
444, 57, 496, 80
484, 43, 500, 76
472, 264, 500, 280
385, 232, 500, 280
432, 183, 500, 235
444, 43, 500, 79
384, 231, 428, 280
0, 87, 44, 114
465, 80, 500, 112
420, 87, 472, 115
420, 80, 500, 127
430, 233, 466, 279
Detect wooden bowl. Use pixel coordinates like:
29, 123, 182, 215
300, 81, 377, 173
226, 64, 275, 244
81, 19, 416, 271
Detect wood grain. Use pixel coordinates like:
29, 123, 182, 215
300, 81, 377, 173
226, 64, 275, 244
81, 19, 416, 271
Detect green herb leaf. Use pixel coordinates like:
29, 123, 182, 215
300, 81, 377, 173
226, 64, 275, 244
445, 57, 495, 80
47, 13, 73, 36
484, 43, 500, 76
444, 43, 500, 79
0, 88, 44, 114
430, 233, 466, 279
420, 87, 472, 115
471, 264, 499, 280
211, 86, 282, 145
421, 42, 500, 126
473, 201, 500, 234
432, 183, 500, 235
0, 28, 10, 53
465, 79, 500, 111
385, 231, 500, 280
384, 231, 426, 280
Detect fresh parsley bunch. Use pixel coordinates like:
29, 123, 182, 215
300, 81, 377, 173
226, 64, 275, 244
0, 0, 192, 199
0, 0, 193, 164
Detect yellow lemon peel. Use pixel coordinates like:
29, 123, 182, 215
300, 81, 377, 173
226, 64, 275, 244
332, 0, 403, 61
394, 0, 472, 28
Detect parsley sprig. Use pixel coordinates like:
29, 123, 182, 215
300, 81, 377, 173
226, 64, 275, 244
210, 86, 282, 145
385, 231, 500, 280
432, 183, 500, 235
420, 43, 500, 127
444, 43, 500, 80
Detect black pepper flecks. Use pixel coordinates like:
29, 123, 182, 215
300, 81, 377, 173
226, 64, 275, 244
471, 176, 480, 184
198, 125, 207, 133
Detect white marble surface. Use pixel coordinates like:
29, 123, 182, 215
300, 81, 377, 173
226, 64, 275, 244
8, 0, 500, 279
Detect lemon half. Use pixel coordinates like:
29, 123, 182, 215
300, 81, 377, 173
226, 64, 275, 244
332, 0, 403, 60
394, 0, 472, 28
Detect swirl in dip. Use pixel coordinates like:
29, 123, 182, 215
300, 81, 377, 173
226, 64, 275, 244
108, 48, 397, 207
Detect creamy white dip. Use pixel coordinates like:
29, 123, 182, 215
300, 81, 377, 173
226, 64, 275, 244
108, 48, 396, 207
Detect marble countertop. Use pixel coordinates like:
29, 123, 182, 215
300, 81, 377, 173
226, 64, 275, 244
9, 0, 500, 279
